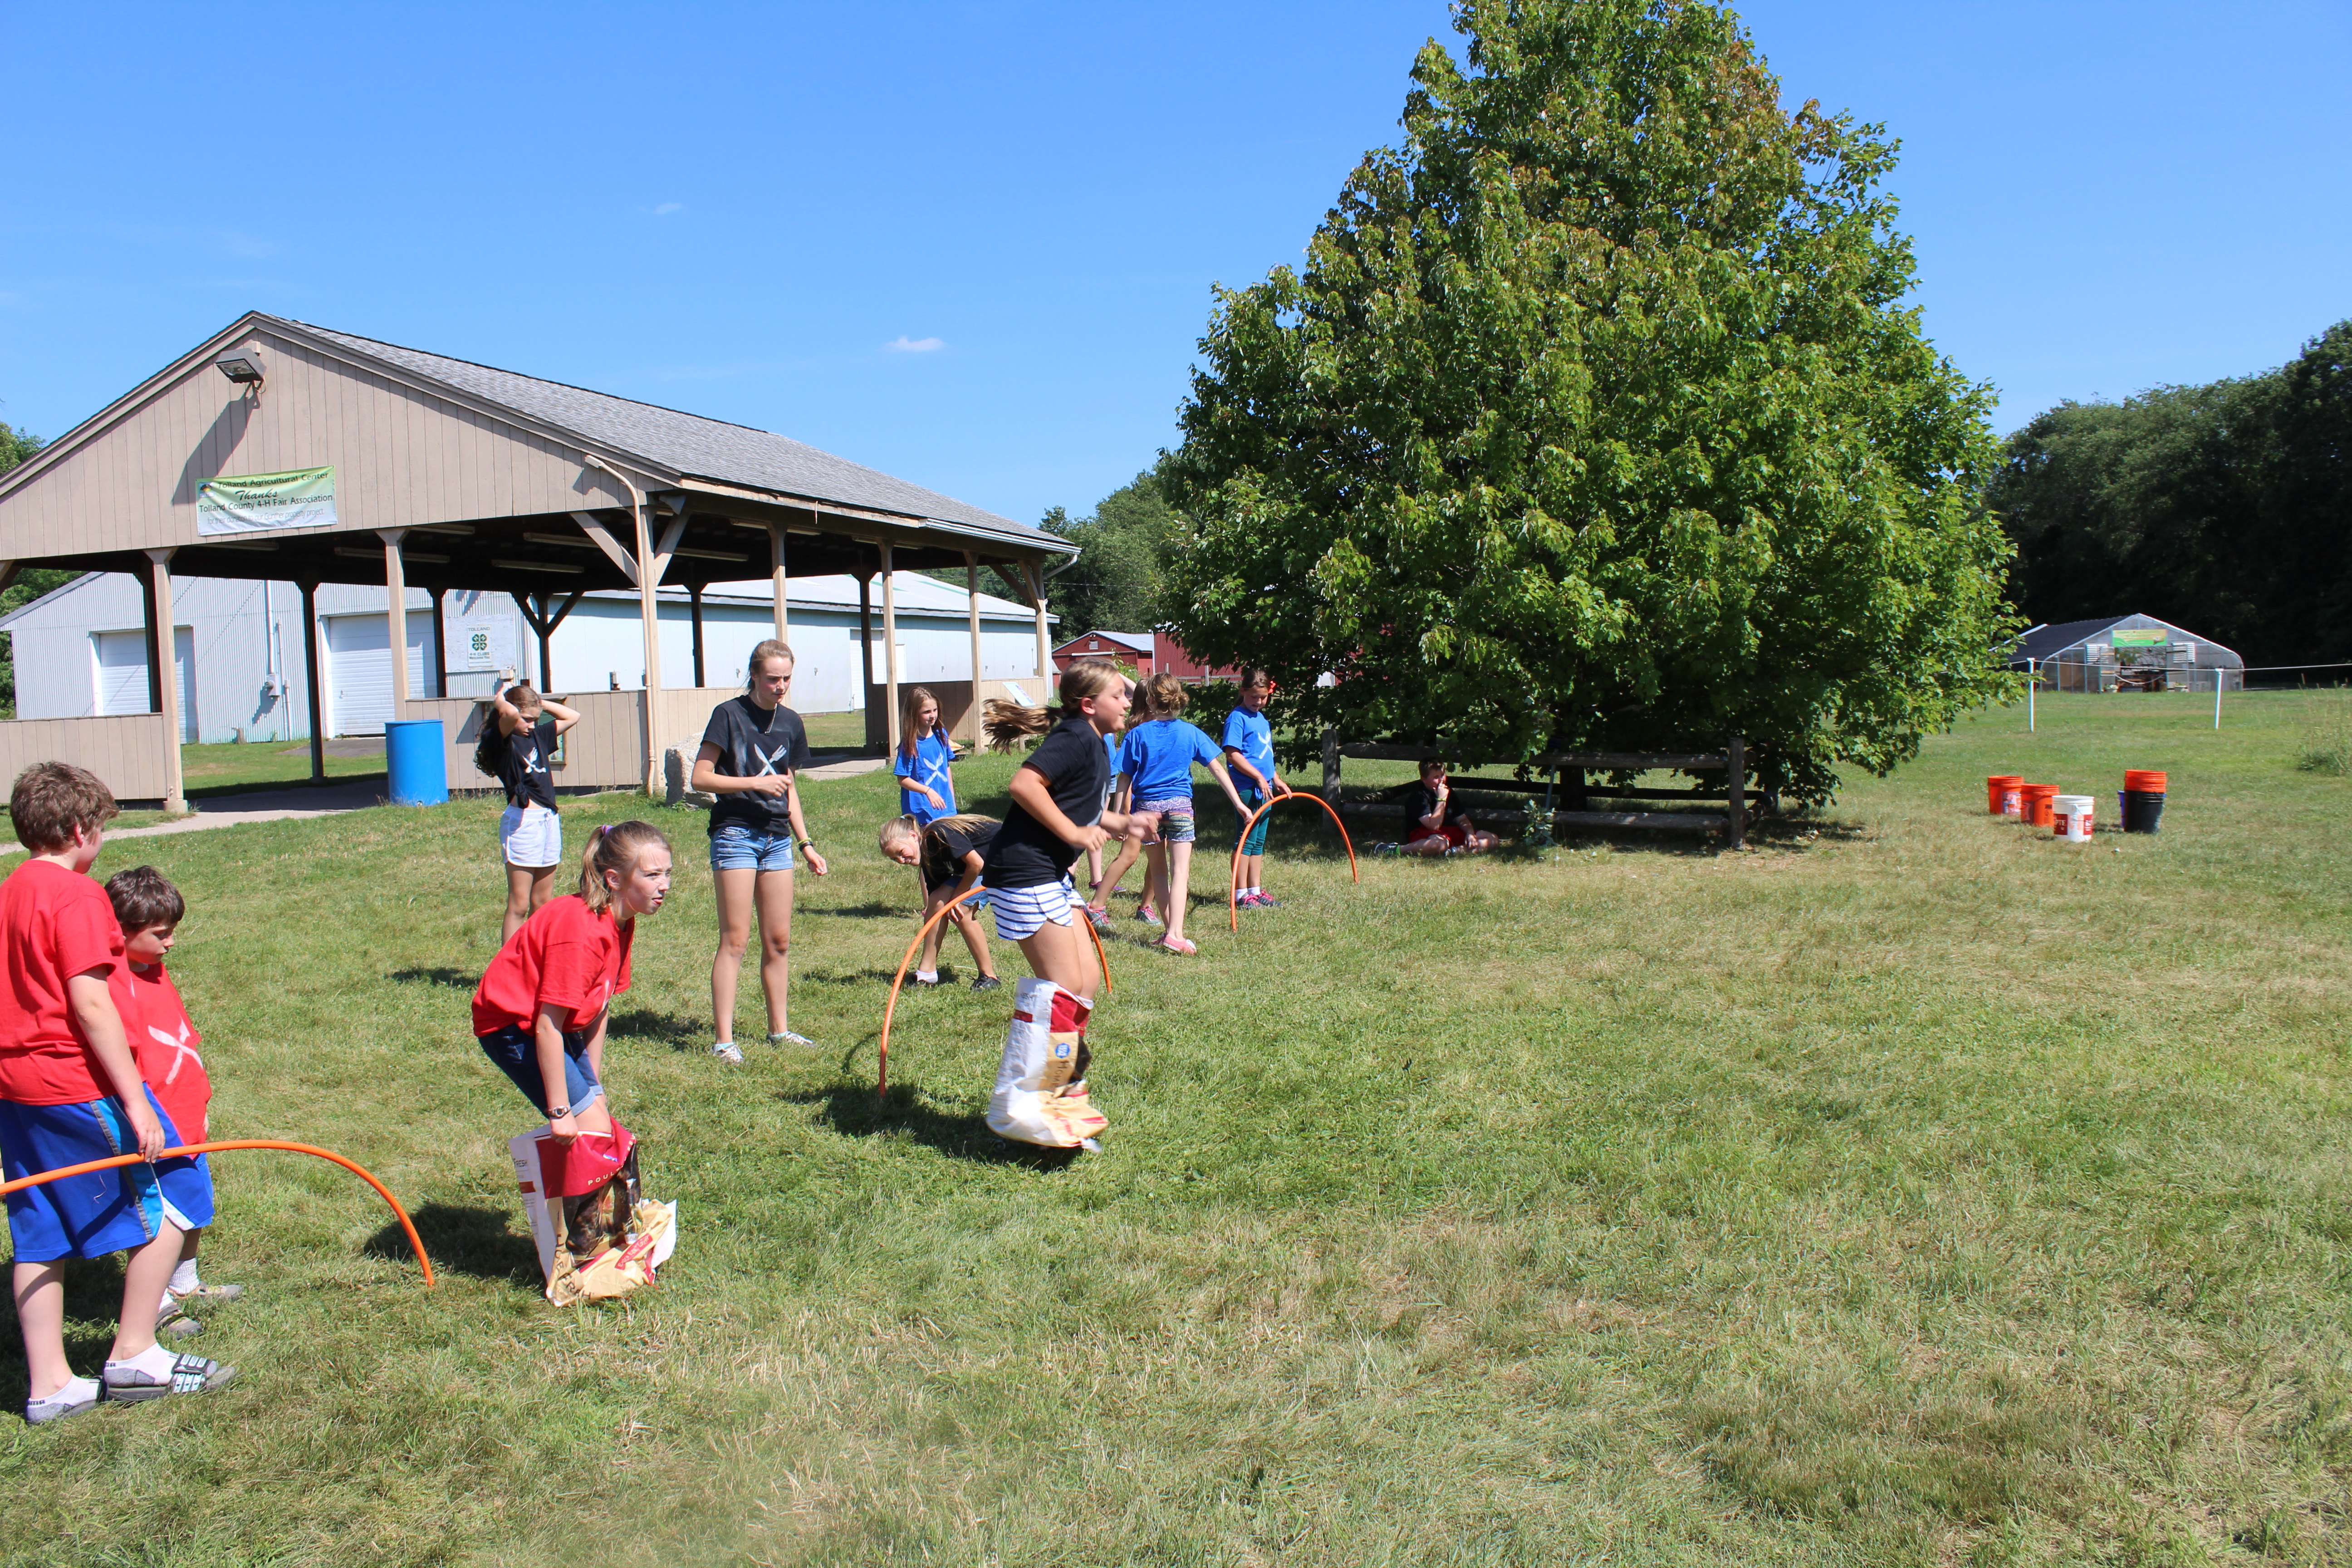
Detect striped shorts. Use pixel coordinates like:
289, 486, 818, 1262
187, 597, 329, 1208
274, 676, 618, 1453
990, 876, 1077, 942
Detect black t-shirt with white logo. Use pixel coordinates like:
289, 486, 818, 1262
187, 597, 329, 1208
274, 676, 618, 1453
699, 696, 812, 836
983, 716, 1110, 889
500, 720, 559, 810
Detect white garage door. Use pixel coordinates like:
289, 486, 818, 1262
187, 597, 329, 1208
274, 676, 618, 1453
324, 612, 428, 737
91, 628, 196, 742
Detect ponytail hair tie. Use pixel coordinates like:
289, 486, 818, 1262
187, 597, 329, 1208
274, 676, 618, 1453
597, 823, 613, 835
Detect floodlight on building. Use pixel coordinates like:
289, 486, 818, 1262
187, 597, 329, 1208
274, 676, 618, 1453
214, 350, 265, 385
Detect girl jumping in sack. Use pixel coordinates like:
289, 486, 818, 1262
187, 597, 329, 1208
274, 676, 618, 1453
976, 659, 1143, 1150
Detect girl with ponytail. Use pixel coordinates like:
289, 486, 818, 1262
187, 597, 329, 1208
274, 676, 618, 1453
470, 822, 673, 1144
974, 658, 1146, 1151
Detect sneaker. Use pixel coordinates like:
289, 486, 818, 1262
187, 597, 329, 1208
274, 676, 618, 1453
971, 975, 1003, 992
24, 1376, 99, 1426
1155, 935, 1198, 956
1371, 841, 1401, 855
1242, 892, 1280, 909
710, 1042, 745, 1064
1136, 905, 1164, 927
768, 1029, 817, 1049
102, 1352, 235, 1404
1085, 906, 1115, 932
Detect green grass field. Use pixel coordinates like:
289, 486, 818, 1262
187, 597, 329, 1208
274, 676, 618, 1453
0, 691, 2347, 1566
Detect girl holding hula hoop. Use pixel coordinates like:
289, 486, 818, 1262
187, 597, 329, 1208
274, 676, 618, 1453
975, 659, 1143, 1150
690, 640, 829, 1063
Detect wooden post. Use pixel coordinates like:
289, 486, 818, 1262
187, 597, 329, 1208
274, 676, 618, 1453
1321, 724, 1340, 803
427, 587, 448, 699
138, 567, 163, 715
769, 520, 789, 646
299, 581, 326, 783
379, 530, 410, 713
880, 541, 900, 756
689, 583, 706, 687
965, 552, 985, 750
633, 498, 664, 795
1725, 735, 1745, 850
1029, 562, 1049, 679
143, 550, 184, 814
858, 572, 875, 692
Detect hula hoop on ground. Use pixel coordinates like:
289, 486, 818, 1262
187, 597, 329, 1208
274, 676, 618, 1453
877, 885, 1112, 1094
0, 1140, 436, 1289
1229, 792, 1359, 931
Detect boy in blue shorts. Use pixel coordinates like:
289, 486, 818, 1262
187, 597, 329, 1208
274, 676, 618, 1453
0, 763, 231, 1423
1220, 668, 1290, 909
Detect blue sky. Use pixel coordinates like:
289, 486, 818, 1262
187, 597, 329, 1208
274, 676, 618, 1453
2, 2, 2345, 534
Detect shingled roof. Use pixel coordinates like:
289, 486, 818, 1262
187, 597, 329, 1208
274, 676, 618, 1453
281, 315, 1044, 542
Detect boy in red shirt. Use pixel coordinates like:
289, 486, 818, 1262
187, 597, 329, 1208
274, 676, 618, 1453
107, 865, 242, 1333
0, 764, 231, 1422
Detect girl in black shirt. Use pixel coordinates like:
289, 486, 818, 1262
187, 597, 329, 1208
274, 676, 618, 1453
972, 659, 1142, 1149
877, 812, 1001, 991
478, 681, 581, 941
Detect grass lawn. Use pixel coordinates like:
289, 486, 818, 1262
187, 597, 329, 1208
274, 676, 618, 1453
178, 740, 387, 800
1, 691, 2347, 1565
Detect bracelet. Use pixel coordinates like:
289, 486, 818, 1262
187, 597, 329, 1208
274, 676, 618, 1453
548, 1104, 569, 1119
799, 838, 816, 849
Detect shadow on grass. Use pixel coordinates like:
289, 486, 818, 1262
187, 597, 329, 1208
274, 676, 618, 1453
389, 965, 478, 989
809, 901, 908, 921
366, 1202, 540, 1288
797, 965, 903, 989
786, 1083, 1082, 1170
608, 1007, 715, 1053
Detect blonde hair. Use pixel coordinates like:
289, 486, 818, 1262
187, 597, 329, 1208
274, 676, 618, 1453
898, 685, 941, 757
578, 820, 671, 919
1142, 672, 1188, 716
878, 814, 921, 857
982, 657, 1125, 750
746, 639, 795, 691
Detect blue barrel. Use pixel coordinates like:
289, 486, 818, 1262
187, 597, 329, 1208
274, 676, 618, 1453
384, 719, 449, 806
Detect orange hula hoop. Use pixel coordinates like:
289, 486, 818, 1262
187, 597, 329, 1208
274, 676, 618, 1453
1229, 791, 1359, 931
877, 884, 1112, 1094
0, 1139, 435, 1289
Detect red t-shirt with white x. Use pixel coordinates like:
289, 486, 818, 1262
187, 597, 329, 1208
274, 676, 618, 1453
125, 960, 210, 1145
470, 895, 634, 1038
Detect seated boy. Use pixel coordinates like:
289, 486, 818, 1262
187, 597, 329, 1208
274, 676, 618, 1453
108, 865, 241, 1334
1401, 759, 1504, 856
0, 763, 231, 1422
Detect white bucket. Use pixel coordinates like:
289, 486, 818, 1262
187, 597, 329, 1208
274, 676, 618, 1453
2053, 794, 2094, 842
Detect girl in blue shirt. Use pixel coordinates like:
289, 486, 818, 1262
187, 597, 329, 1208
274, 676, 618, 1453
1220, 668, 1290, 908
893, 687, 960, 825
1113, 674, 1250, 955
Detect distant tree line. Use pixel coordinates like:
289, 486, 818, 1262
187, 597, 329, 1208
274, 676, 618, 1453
1990, 321, 2352, 670
0, 422, 77, 719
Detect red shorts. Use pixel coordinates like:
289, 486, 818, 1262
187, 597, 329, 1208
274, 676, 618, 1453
1405, 823, 1469, 848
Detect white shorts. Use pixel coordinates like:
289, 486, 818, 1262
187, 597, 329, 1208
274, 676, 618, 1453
500, 803, 563, 868
990, 876, 1077, 942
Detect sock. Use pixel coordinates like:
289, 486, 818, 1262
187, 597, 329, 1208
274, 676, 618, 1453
106, 1342, 176, 1378
1242, 886, 1259, 899
915, 969, 939, 984
29, 1375, 97, 1409
169, 1258, 201, 1294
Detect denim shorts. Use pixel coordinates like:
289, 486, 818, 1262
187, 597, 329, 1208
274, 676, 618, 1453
709, 823, 795, 873
477, 1024, 605, 1118
1139, 797, 1196, 844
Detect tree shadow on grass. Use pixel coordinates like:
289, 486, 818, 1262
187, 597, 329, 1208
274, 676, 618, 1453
389, 965, 478, 989
365, 1202, 540, 1288
808, 901, 908, 921
784, 1083, 1082, 1171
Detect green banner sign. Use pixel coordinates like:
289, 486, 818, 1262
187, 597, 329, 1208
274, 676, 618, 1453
196, 466, 337, 535
2109, 628, 2169, 647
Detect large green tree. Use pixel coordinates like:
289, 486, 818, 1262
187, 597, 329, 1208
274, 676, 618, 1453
1037, 473, 1176, 638
1992, 321, 2352, 669
1160, 0, 2014, 803
0, 423, 76, 719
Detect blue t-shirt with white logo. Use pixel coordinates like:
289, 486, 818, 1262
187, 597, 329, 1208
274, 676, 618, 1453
893, 730, 959, 824
1221, 706, 1275, 794
1117, 718, 1225, 804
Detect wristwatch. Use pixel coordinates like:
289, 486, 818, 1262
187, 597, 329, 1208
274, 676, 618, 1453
548, 1104, 569, 1119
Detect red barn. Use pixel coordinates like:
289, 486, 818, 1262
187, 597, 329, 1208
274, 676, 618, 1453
1051, 630, 1245, 684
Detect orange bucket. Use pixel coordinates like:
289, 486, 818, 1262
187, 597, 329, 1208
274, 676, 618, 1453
2124, 769, 2167, 793
2021, 783, 2060, 828
1986, 774, 2023, 815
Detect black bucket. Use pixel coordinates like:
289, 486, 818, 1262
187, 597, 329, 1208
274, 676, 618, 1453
2122, 789, 2166, 833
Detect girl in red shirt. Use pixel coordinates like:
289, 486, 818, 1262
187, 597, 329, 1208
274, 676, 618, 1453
472, 823, 672, 1144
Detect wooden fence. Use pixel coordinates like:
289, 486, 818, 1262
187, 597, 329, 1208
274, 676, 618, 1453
0, 713, 177, 807
1329, 739, 1748, 848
